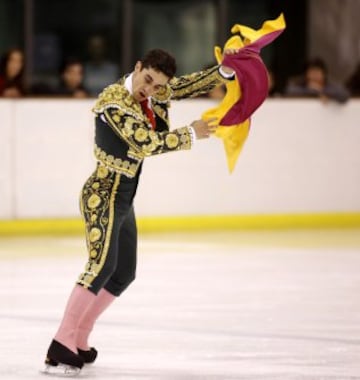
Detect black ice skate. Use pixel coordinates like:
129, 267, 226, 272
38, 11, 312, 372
78, 347, 98, 364
42, 340, 84, 377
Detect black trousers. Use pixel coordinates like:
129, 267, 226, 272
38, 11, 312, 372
77, 164, 139, 296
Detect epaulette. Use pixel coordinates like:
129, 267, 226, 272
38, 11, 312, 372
152, 84, 172, 103
92, 83, 142, 116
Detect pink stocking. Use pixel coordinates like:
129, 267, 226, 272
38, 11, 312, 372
76, 288, 116, 350
54, 285, 96, 353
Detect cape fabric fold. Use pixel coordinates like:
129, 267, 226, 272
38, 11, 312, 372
202, 13, 286, 173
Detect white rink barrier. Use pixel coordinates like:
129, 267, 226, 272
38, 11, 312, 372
0, 98, 360, 219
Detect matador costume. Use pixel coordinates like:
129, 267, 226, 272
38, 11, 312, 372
77, 66, 229, 296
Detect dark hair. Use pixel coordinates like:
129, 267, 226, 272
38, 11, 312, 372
140, 49, 176, 79
0, 48, 25, 93
0, 48, 24, 75
59, 57, 83, 75
305, 58, 328, 75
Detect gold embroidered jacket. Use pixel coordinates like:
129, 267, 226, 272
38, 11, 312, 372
92, 65, 226, 178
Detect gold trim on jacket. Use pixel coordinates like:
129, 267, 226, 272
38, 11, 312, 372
153, 65, 225, 101
94, 144, 142, 178
104, 107, 192, 157
91, 65, 227, 178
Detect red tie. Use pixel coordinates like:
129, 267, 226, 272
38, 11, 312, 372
140, 100, 156, 130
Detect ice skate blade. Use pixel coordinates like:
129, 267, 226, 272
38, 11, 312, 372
41, 363, 81, 377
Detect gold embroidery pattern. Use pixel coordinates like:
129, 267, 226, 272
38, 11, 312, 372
153, 85, 172, 102
104, 109, 192, 156
152, 102, 169, 125
176, 127, 192, 150
93, 84, 150, 126
94, 145, 142, 178
170, 66, 225, 100
134, 127, 149, 142
165, 133, 179, 148
78, 169, 121, 288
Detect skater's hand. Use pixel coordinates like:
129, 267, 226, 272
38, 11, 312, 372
223, 48, 240, 55
220, 48, 240, 76
191, 118, 218, 139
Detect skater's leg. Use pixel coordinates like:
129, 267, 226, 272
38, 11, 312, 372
44, 169, 125, 372
54, 285, 96, 353
52, 170, 124, 353
76, 207, 137, 354
44, 285, 95, 372
104, 207, 137, 296
76, 287, 116, 351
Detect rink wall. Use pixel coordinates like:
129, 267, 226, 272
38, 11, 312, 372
0, 98, 360, 233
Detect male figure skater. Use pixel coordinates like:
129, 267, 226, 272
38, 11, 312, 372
43, 48, 235, 375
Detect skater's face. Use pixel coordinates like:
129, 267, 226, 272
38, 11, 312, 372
132, 62, 169, 102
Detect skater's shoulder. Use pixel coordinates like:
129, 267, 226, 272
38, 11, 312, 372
93, 83, 135, 114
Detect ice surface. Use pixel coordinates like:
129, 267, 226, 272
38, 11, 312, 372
0, 231, 359, 379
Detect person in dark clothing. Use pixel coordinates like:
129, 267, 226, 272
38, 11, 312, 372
55, 58, 89, 98
285, 58, 349, 103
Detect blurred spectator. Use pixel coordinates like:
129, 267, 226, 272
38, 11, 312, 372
0, 48, 26, 97
83, 35, 119, 96
346, 63, 360, 97
284, 58, 349, 103
54, 58, 89, 98
267, 68, 282, 97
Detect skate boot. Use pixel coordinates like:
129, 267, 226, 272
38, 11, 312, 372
78, 347, 98, 364
42, 340, 84, 376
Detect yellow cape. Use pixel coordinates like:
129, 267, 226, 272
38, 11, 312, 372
202, 13, 286, 173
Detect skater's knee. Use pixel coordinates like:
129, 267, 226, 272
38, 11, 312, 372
118, 272, 136, 290
125, 272, 136, 287
105, 273, 136, 296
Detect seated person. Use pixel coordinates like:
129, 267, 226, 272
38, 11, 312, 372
83, 35, 119, 96
55, 58, 89, 98
284, 58, 349, 103
0, 48, 26, 97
